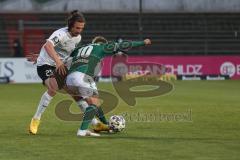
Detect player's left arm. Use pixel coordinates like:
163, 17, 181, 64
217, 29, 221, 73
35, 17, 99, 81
118, 39, 151, 52
125, 39, 151, 47
102, 39, 151, 55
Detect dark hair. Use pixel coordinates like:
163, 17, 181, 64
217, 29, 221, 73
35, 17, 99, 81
67, 10, 85, 31
92, 36, 108, 44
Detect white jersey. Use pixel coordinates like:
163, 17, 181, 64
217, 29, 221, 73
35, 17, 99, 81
37, 27, 81, 67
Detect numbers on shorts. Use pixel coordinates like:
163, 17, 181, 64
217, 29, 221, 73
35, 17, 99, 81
45, 69, 54, 77
77, 46, 93, 58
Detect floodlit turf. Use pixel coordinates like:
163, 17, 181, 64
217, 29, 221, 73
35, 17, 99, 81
0, 81, 240, 160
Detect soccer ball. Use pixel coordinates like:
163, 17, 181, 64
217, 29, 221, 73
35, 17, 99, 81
109, 115, 126, 132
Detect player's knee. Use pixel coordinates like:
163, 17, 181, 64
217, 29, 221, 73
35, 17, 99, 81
46, 78, 58, 96
47, 89, 56, 97
47, 86, 57, 96
85, 97, 100, 107
47, 86, 57, 95
48, 78, 58, 90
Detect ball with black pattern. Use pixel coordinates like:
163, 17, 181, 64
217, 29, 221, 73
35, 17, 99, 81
109, 115, 126, 132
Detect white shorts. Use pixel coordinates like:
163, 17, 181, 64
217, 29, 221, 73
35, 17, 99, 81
66, 72, 98, 99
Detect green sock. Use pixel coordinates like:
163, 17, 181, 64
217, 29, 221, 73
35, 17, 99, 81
80, 105, 96, 130
96, 107, 108, 125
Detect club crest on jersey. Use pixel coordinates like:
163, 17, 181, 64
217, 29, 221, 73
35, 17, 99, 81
103, 42, 116, 52
119, 40, 133, 51
52, 36, 60, 45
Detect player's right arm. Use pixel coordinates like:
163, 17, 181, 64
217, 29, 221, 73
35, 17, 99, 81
45, 31, 67, 76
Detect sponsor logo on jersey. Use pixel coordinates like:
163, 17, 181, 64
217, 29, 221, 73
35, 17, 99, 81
51, 36, 60, 45
74, 58, 89, 64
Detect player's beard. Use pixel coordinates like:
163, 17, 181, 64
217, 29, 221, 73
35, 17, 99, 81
72, 32, 80, 37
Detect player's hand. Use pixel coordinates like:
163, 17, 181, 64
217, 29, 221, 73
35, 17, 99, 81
56, 60, 67, 76
26, 53, 39, 64
144, 39, 151, 45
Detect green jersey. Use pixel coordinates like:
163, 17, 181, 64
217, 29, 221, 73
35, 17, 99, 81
69, 40, 145, 77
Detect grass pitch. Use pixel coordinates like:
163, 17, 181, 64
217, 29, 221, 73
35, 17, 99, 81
0, 81, 240, 160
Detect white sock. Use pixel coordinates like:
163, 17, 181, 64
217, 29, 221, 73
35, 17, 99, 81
77, 100, 99, 125
91, 118, 99, 126
33, 91, 53, 120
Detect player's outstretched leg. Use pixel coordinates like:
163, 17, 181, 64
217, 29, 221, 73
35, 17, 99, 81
29, 78, 57, 135
76, 99, 100, 126
76, 99, 109, 132
29, 91, 53, 134
77, 104, 100, 137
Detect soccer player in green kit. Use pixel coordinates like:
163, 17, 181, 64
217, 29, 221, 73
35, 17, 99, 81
66, 36, 151, 136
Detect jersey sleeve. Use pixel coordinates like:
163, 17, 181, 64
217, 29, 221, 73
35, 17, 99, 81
47, 30, 65, 46
102, 40, 145, 55
119, 40, 145, 51
102, 42, 117, 54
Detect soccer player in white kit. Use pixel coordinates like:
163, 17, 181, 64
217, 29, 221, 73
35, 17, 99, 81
29, 10, 86, 135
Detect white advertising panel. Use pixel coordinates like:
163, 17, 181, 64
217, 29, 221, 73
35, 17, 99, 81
0, 58, 41, 83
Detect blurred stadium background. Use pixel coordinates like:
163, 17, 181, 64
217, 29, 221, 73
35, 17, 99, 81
2, 0, 240, 56
0, 0, 240, 82
0, 1, 240, 160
